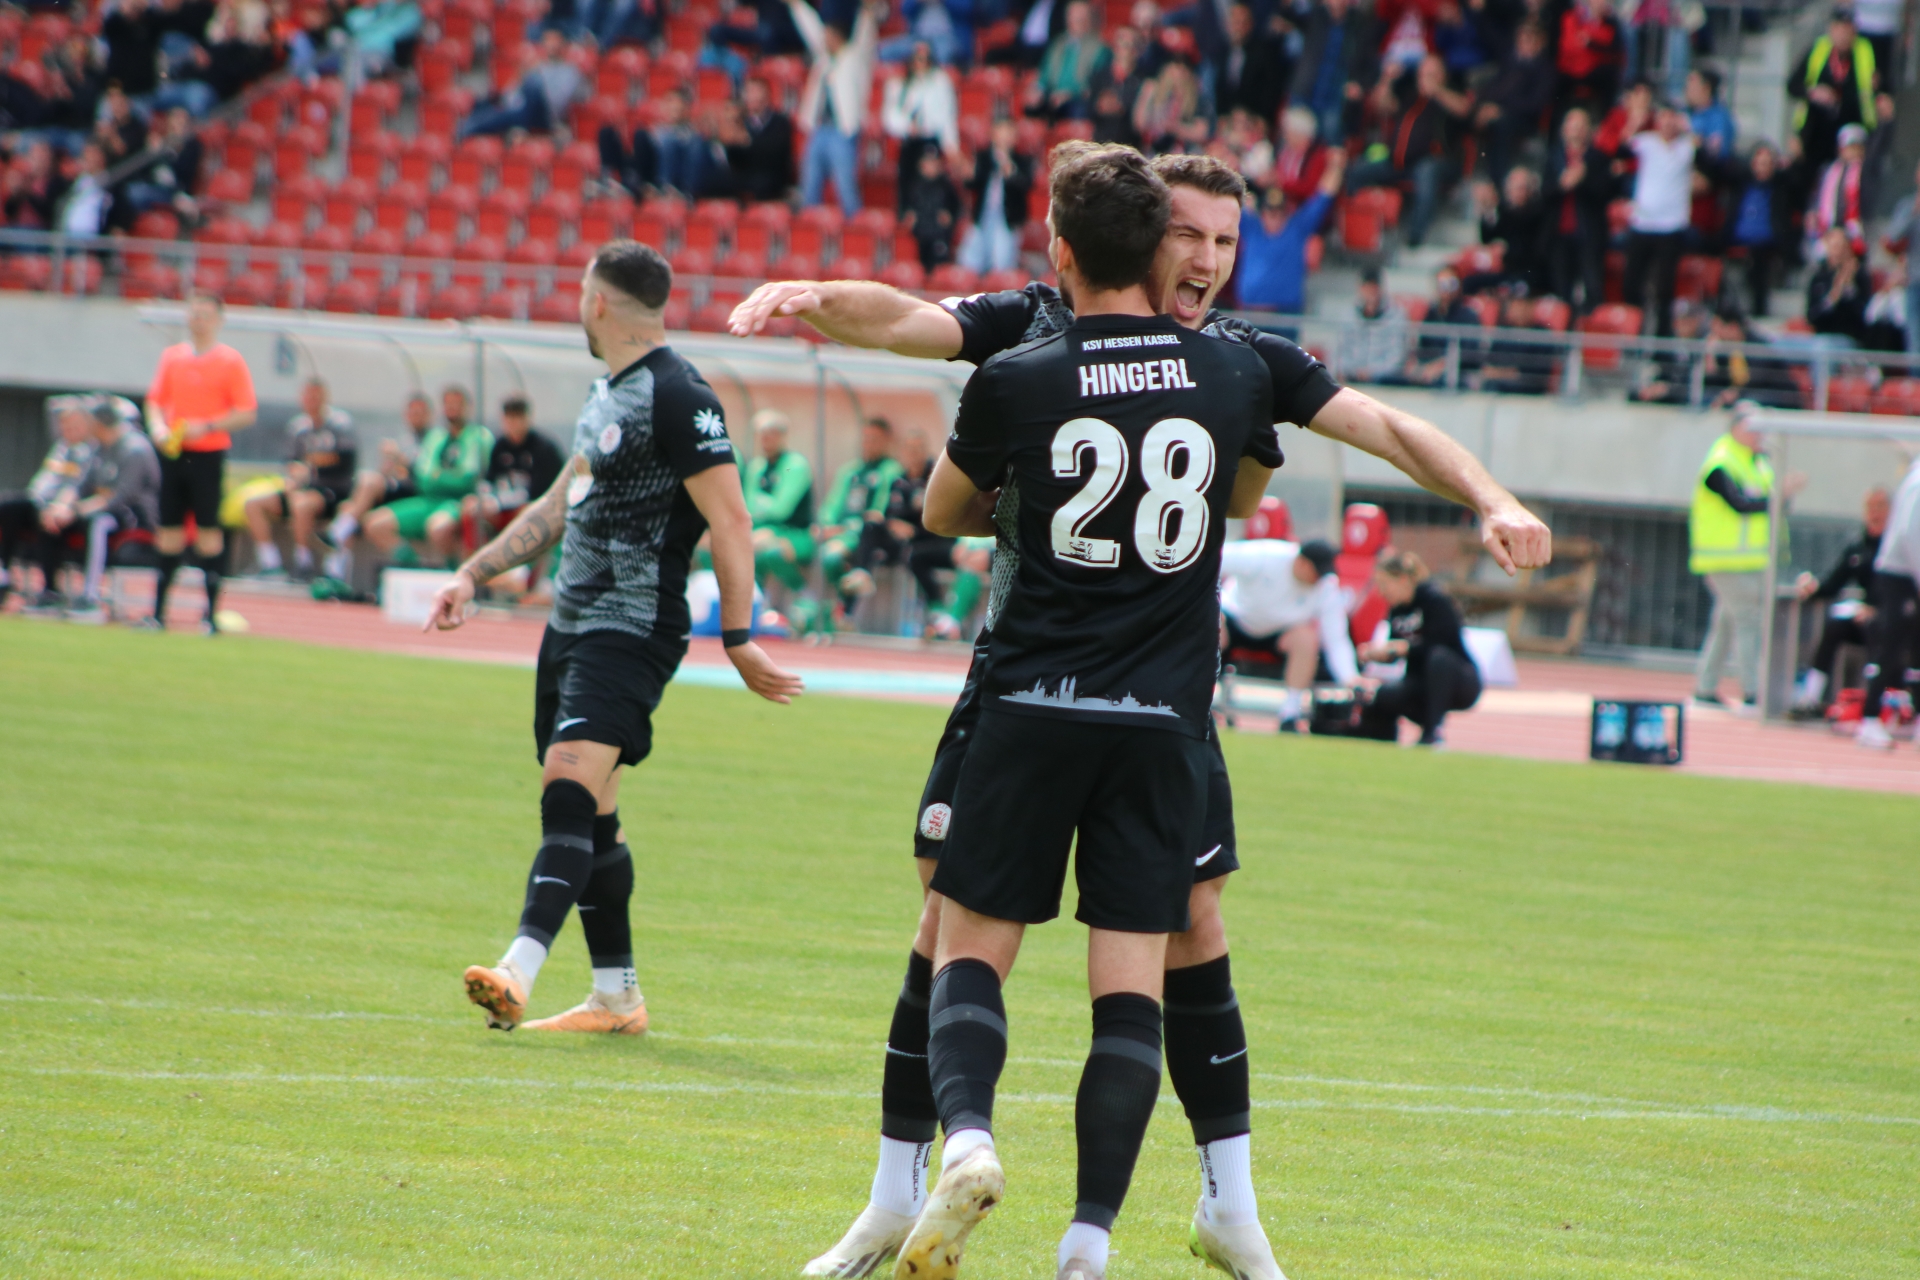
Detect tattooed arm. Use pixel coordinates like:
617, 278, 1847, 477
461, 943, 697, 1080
424, 455, 582, 632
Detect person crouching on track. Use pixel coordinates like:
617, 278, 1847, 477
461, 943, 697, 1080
1356, 549, 1482, 747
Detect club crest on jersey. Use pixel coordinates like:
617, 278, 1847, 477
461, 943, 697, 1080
598, 423, 622, 454
918, 802, 952, 841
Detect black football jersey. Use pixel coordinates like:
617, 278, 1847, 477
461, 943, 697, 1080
947, 312, 1279, 738
551, 346, 737, 639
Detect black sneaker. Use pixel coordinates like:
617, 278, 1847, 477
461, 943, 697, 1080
201, 614, 221, 636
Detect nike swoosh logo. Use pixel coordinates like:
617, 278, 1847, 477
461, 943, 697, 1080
555, 717, 588, 731
532, 876, 570, 886
885, 1047, 929, 1058
1194, 845, 1222, 867
1209, 1048, 1248, 1065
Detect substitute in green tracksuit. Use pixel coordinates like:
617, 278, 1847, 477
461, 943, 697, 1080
745, 409, 816, 593
1690, 405, 1799, 704
366, 393, 493, 566
819, 416, 904, 615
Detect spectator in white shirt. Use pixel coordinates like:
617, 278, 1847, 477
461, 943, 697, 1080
1623, 103, 1696, 337
790, 0, 882, 215
58, 143, 113, 238
880, 41, 959, 210
1220, 536, 1358, 728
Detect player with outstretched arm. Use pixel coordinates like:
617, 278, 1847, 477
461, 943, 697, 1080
426, 241, 803, 1035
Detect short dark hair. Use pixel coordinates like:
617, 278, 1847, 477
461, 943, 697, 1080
1360, 266, 1383, 287
1150, 152, 1247, 202
590, 239, 673, 309
1048, 142, 1170, 291
502, 394, 530, 416
865, 415, 893, 433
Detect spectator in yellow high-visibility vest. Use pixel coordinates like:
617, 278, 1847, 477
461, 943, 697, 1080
1690, 403, 1806, 707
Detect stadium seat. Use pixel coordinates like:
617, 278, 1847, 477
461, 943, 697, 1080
689, 300, 736, 333
426, 282, 483, 320
928, 264, 980, 295
878, 260, 925, 291
502, 136, 556, 194
271, 173, 327, 232
119, 261, 181, 301
632, 206, 679, 252
507, 237, 558, 267
491, 40, 534, 93
662, 296, 692, 330
1306, 234, 1324, 272
597, 46, 649, 101
254, 220, 305, 265
558, 239, 598, 269
324, 277, 379, 314
582, 195, 637, 245
891, 229, 922, 268
372, 180, 428, 238
825, 257, 871, 283
426, 184, 480, 238
406, 229, 457, 262
1579, 303, 1643, 372
478, 187, 531, 241
205, 168, 254, 206
190, 258, 232, 295
1533, 297, 1572, 332
737, 202, 791, 259
417, 41, 470, 95
715, 249, 767, 281
399, 133, 452, 189
246, 87, 286, 132
1337, 503, 1391, 644
1452, 244, 1503, 277
669, 247, 714, 279
480, 285, 532, 320
295, 79, 342, 131
349, 130, 401, 185
789, 206, 843, 262
195, 216, 254, 248
1870, 376, 1920, 416
770, 254, 820, 281
552, 141, 601, 196
1462, 294, 1501, 326
274, 125, 330, 182
451, 136, 505, 191
980, 268, 1026, 293
352, 227, 404, 280
573, 94, 630, 143
350, 80, 403, 134
528, 191, 583, 244
1676, 255, 1724, 305
420, 88, 477, 141
453, 234, 507, 287
1827, 372, 1875, 414
533, 287, 583, 323
132, 209, 180, 242
222, 266, 278, 307
323, 177, 377, 236
1396, 295, 1430, 323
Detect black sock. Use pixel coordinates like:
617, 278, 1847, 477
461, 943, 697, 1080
516, 779, 598, 947
576, 810, 633, 970
195, 550, 223, 620
882, 950, 938, 1142
1163, 955, 1251, 1144
1074, 992, 1163, 1230
927, 958, 1006, 1138
154, 552, 182, 620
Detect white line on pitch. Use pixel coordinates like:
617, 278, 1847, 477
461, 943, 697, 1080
10, 1065, 1916, 1127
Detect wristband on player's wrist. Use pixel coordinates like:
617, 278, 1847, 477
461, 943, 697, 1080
721, 628, 751, 649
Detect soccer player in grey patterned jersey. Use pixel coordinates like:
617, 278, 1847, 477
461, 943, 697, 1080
735, 149, 1549, 1280
426, 241, 802, 1036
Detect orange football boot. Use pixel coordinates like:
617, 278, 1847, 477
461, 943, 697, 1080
463, 961, 529, 1030
523, 988, 648, 1034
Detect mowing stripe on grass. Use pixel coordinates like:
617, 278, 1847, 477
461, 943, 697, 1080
16, 1064, 1915, 1128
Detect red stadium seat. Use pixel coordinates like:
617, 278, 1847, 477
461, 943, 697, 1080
1463, 294, 1501, 326
350, 81, 402, 134
878, 260, 925, 291
928, 264, 979, 295
348, 130, 401, 185
451, 135, 505, 190
508, 236, 559, 267
1676, 254, 1724, 304
425, 282, 484, 320
598, 46, 649, 101
324, 277, 379, 314
980, 268, 1026, 293
582, 195, 637, 245
1451, 244, 1503, 277
534, 287, 584, 323
478, 187, 530, 241
190, 258, 232, 294
420, 88, 477, 140
353, 228, 404, 280
399, 133, 452, 189
375, 180, 428, 237
662, 296, 692, 330
559, 239, 598, 269
274, 125, 329, 182
574, 94, 630, 143
770, 254, 819, 281
223, 266, 279, 307
119, 261, 181, 301
406, 229, 457, 262
553, 141, 601, 195
426, 184, 480, 238
1579, 303, 1643, 371
528, 190, 583, 244
270, 173, 327, 231
1337, 503, 1391, 644
480, 285, 532, 319
825, 257, 871, 282
1871, 376, 1920, 416
715, 249, 768, 281
669, 247, 714, 278
502, 136, 556, 194
632, 206, 678, 251
1827, 372, 1875, 414
205, 168, 254, 205
324, 177, 377, 235
690, 300, 737, 332
1533, 296, 1572, 332
131, 208, 180, 241
1396, 294, 1430, 323
737, 202, 791, 258
195, 216, 254, 247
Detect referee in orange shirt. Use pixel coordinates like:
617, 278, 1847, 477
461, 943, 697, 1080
139, 293, 258, 632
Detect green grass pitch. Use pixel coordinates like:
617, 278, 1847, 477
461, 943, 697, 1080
1, 620, 1915, 1279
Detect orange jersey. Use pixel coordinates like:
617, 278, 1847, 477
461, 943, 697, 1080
147, 342, 257, 453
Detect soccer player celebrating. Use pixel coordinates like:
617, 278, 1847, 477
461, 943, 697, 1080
425, 241, 803, 1034
138, 292, 257, 632
900, 143, 1284, 1280
735, 150, 1550, 1280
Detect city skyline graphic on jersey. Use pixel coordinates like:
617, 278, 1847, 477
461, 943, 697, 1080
1001, 677, 1179, 717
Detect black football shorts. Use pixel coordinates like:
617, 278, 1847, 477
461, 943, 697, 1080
533, 627, 685, 768
158, 449, 225, 529
930, 709, 1209, 934
914, 640, 1239, 883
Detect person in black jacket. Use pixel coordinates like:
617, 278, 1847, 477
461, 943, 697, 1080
901, 147, 963, 269
102, 0, 163, 98
1793, 486, 1891, 712
1471, 20, 1552, 182
1285, 0, 1376, 145
1357, 550, 1483, 746
955, 116, 1032, 274
1345, 54, 1473, 247
1474, 165, 1551, 296
726, 77, 795, 202
1210, 2, 1284, 126
1807, 226, 1869, 342
1545, 106, 1615, 314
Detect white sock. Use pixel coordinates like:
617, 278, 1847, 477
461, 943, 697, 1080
869, 1136, 934, 1217
941, 1127, 994, 1171
1198, 1134, 1259, 1226
330, 513, 358, 543
592, 965, 638, 996
255, 543, 282, 571
1800, 669, 1827, 704
1278, 687, 1305, 721
502, 936, 548, 991
293, 545, 314, 569
1057, 1221, 1111, 1273
324, 549, 351, 581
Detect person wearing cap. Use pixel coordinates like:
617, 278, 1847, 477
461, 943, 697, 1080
1689, 403, 1806, 708
1789, 7, 1892, 173
1219, 533, 1359, 730
29, 396, 160, 623
1235, 145, 1344, 315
